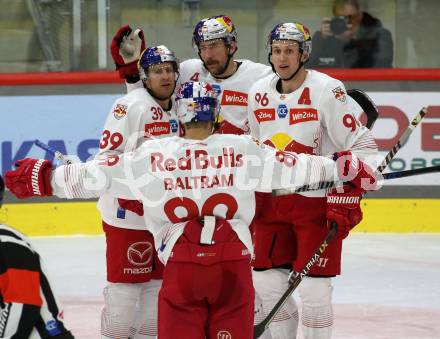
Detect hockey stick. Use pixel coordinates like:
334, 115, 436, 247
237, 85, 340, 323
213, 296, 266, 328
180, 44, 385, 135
253, 222, 338, 339
34, 139, 73, 165
382, 165, 440, 180
282, 106, 428, 194
347, 89, 379, 129
377, 106, 427, 172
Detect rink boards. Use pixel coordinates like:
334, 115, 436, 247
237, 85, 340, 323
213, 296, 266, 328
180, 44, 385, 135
2, 198, 440, 236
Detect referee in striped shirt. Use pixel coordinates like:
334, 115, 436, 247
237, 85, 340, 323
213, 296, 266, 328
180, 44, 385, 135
0, 175, 74, 338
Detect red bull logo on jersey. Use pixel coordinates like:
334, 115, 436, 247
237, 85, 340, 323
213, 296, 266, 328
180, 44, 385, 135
289, 108, 318, 125
113, 104, 128, 120
254, 108, 276, 123
221, 90, 248, 106
332, 86, 347, 102
145, 122, 171, 137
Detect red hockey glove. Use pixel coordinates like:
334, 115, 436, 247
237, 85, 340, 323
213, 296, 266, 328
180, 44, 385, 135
111, 25, 146, 79
118, 198, 144, 216
326, 185, 364, 239
333, 151, 377, 191
4, 158, 53, 199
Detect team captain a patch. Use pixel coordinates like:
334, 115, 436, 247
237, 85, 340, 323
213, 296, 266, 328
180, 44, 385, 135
113, 103, 128, 120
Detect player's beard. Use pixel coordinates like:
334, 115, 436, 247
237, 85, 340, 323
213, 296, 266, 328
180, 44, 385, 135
205, 59, 227, 76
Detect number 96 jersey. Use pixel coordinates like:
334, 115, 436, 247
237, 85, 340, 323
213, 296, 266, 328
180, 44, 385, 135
96, 87, 179, 229
247, 70, 377, 197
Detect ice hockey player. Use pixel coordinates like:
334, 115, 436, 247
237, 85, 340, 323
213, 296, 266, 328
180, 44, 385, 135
248, 22, 378, 338
0, 174, 75, 339
95, 45, 180, 339
4, 81, 377, 339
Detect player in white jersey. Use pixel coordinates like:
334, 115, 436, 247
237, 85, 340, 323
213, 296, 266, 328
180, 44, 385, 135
179, 15, 272, 134
111, 19, 274, 336
248, 22, 378, 339
4, 81, 378, 339
96, 45, 180, 339
0, 175, 74, 339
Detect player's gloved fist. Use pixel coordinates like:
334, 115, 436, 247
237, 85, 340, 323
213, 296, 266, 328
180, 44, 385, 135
326, 185, 364, 239
118, 198, 144, 216
333, 151, 377, 191
111, 25, 146, 80
4, 158, 53, 199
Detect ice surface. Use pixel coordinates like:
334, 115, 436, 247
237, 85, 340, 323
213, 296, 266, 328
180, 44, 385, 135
32, 233, 440, 338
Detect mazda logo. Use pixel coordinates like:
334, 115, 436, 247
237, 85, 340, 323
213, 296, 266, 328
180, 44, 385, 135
127, 241, 153, 266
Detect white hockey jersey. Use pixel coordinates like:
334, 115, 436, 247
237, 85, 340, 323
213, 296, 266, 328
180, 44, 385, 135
52, 134, 340, 263
248, 70, 377, 197
96, 87, 179, 229
177, 59, 272, 132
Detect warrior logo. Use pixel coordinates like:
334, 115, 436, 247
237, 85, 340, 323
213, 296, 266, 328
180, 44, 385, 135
127, 241, 153, 266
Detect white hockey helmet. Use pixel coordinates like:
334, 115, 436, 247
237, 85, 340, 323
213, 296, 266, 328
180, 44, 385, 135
192, 15, 237, 51
267, 22, 312, 56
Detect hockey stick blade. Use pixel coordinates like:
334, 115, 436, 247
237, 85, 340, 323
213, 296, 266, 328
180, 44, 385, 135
253, 223, 338, 338
34, 139, 73, 165
347, 89, 379, 129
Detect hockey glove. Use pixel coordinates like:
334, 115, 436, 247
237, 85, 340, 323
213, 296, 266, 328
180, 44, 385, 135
326, 185, 364, 239
333, 151, 377, 191
111, 25, 146, 80
118, 198, 144, 216
4, 158, 53, 198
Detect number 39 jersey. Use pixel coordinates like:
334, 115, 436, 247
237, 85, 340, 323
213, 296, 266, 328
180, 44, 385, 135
248, 70, 377, 197
96, 87, 179, 229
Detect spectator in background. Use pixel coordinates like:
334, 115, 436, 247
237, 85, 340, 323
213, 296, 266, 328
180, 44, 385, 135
309, 0, 393, 68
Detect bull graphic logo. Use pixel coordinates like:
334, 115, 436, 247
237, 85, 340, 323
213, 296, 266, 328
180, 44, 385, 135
127, 241, 153, 266
332, 86, 347, 102
266, 132, 315, 155
217, 330, 232, 339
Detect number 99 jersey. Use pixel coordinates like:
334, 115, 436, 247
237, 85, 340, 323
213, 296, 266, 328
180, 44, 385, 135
247, 70, 377, 197
96, 87, 179, 229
